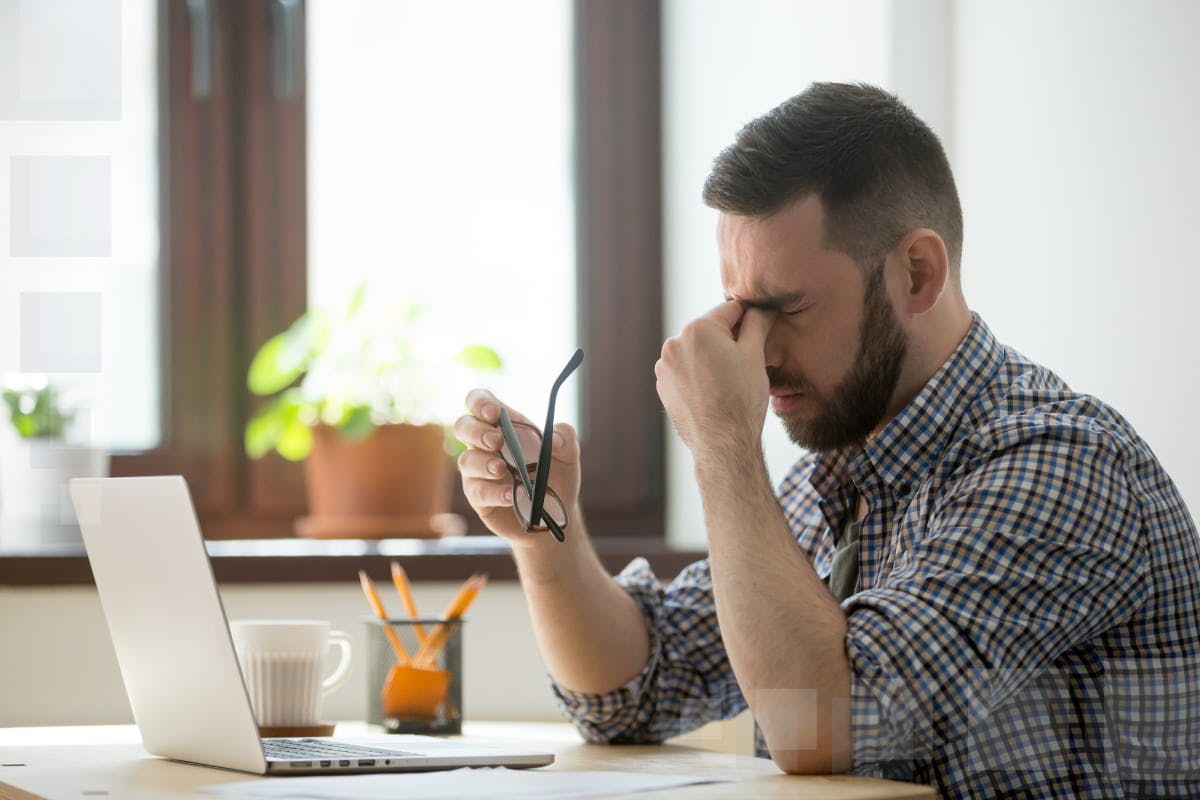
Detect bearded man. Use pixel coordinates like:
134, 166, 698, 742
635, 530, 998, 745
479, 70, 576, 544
455, 82, 1200, 799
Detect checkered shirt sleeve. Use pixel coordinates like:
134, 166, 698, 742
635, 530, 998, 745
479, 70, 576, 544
550, 456, 828, 745
549, 555, 746, 743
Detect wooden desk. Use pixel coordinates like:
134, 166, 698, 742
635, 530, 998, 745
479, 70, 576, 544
0, 722, 935, 799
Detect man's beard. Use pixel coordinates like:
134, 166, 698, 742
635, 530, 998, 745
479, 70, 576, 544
769, 267, 908, 452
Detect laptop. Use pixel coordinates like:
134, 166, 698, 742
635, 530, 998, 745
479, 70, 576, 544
69, 475, 555, 775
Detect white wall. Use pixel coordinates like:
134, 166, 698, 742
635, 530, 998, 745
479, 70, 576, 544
953, 0, 1200, 518
664, 0, 1199, 546
662, 0, 893, 547
0, 581, 560, 726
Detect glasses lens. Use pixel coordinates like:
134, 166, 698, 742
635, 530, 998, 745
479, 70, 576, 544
512, 484, 567, 530
499, 426, 541, 471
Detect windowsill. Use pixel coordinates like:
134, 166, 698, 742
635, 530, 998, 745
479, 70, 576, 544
0, 527, 707, 586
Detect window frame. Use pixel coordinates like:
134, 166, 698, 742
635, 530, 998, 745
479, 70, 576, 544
112, 0, 665, 541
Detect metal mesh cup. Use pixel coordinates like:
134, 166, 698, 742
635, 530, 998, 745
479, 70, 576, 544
364, 617, 463, 734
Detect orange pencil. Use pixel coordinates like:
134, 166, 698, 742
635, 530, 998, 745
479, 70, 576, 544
390, 561, 428, 646
358, 570, 411, 665
414, 574, 487, 667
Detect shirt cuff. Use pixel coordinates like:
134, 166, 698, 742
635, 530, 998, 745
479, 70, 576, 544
550, 558, 664, 738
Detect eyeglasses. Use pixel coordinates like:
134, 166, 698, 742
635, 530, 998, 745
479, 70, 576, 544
496, 349, 583, 542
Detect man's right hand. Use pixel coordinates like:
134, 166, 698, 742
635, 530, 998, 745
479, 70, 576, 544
454, 389, 583, 547
457, 391, 650, 697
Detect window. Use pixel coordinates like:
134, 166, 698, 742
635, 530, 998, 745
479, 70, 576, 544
107, 0, 665, 540
306, 0, 578, 423
1, 0, 160, 453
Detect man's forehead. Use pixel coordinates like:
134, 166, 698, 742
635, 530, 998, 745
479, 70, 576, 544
715, 193, 830, 253
718, 199, 829, 299
721, 258, 808, 306
710, 195, 864, 304
718, 195, 826, 245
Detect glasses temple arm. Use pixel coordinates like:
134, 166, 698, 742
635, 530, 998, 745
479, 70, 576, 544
530, 348, 584, 525
498, 408, 536, 500
543, 514, 566, 543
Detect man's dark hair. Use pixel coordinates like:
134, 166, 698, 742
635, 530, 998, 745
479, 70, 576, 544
703, 82, 963, 279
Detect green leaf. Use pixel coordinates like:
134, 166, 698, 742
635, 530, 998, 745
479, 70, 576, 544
3, 385, 69, 438
245, 389, 309, 459
248, 332, 305, 395
346, 282, 369, 318
276, 417, 314, 461
14, 416, 36, 438
454, 345, 502, 371
337, 406, 375, 441
2, 391, 20, 421
444, 433, 467, 458
244, 409, 284, 458
279, 315, 318, 366
402, 301, 426, 323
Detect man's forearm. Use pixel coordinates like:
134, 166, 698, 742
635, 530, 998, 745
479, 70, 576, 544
696, 451, 852, 774
512, 517, 651, 695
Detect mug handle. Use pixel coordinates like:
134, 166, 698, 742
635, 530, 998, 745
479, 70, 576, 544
322, 630, 353, 695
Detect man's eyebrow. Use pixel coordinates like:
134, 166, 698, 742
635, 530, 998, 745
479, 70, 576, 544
724, 290, 808, 311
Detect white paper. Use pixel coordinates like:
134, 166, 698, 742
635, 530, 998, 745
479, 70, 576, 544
202, 767, 727, 800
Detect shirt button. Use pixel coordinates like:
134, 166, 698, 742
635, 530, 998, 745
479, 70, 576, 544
896, 483, 911, 497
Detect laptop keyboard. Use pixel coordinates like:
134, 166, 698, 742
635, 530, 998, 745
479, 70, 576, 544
264, 738, 419, 762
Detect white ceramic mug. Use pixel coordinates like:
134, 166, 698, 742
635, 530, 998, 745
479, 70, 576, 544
229, 620, 352, 728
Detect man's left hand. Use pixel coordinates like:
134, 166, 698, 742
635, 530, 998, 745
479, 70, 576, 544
655, 300, 777, 460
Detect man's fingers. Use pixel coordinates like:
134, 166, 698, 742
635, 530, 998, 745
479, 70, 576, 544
463, 388, 502, 423
551, 422, 580, 462
462, 388, 535, 427
457, 447, 509, 479
736, 306, 777, 350
454, 414, 506, 451
702, 299, 746, 332
463, 475, 514, 509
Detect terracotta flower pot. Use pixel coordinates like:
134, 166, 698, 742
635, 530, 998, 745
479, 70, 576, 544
294, 423, 463, 539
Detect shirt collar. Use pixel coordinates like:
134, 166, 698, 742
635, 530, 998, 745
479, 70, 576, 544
810, 312, 1004, 503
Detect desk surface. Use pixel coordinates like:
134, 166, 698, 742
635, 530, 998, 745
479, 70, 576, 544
0, 722, 934, 800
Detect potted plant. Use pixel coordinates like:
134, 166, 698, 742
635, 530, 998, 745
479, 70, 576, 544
0, 376, 109, 543
244, 286, 501, 538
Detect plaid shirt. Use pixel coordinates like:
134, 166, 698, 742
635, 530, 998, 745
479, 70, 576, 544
552, 314, 1200, 799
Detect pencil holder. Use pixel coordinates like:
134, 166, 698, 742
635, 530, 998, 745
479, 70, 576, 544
364, 617, 463, 734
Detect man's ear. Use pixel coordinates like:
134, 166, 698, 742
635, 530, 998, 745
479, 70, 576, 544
894, 228, 950, 316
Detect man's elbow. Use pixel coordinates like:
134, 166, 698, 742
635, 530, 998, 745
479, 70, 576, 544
755, 695, 853, 774
769, 747, 849, 775
771, 750, 815, 775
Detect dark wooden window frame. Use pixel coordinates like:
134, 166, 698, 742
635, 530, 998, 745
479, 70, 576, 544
111, 0, 666, 542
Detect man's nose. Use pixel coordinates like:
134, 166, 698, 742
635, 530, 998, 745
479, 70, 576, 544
763, 321, 785, 369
